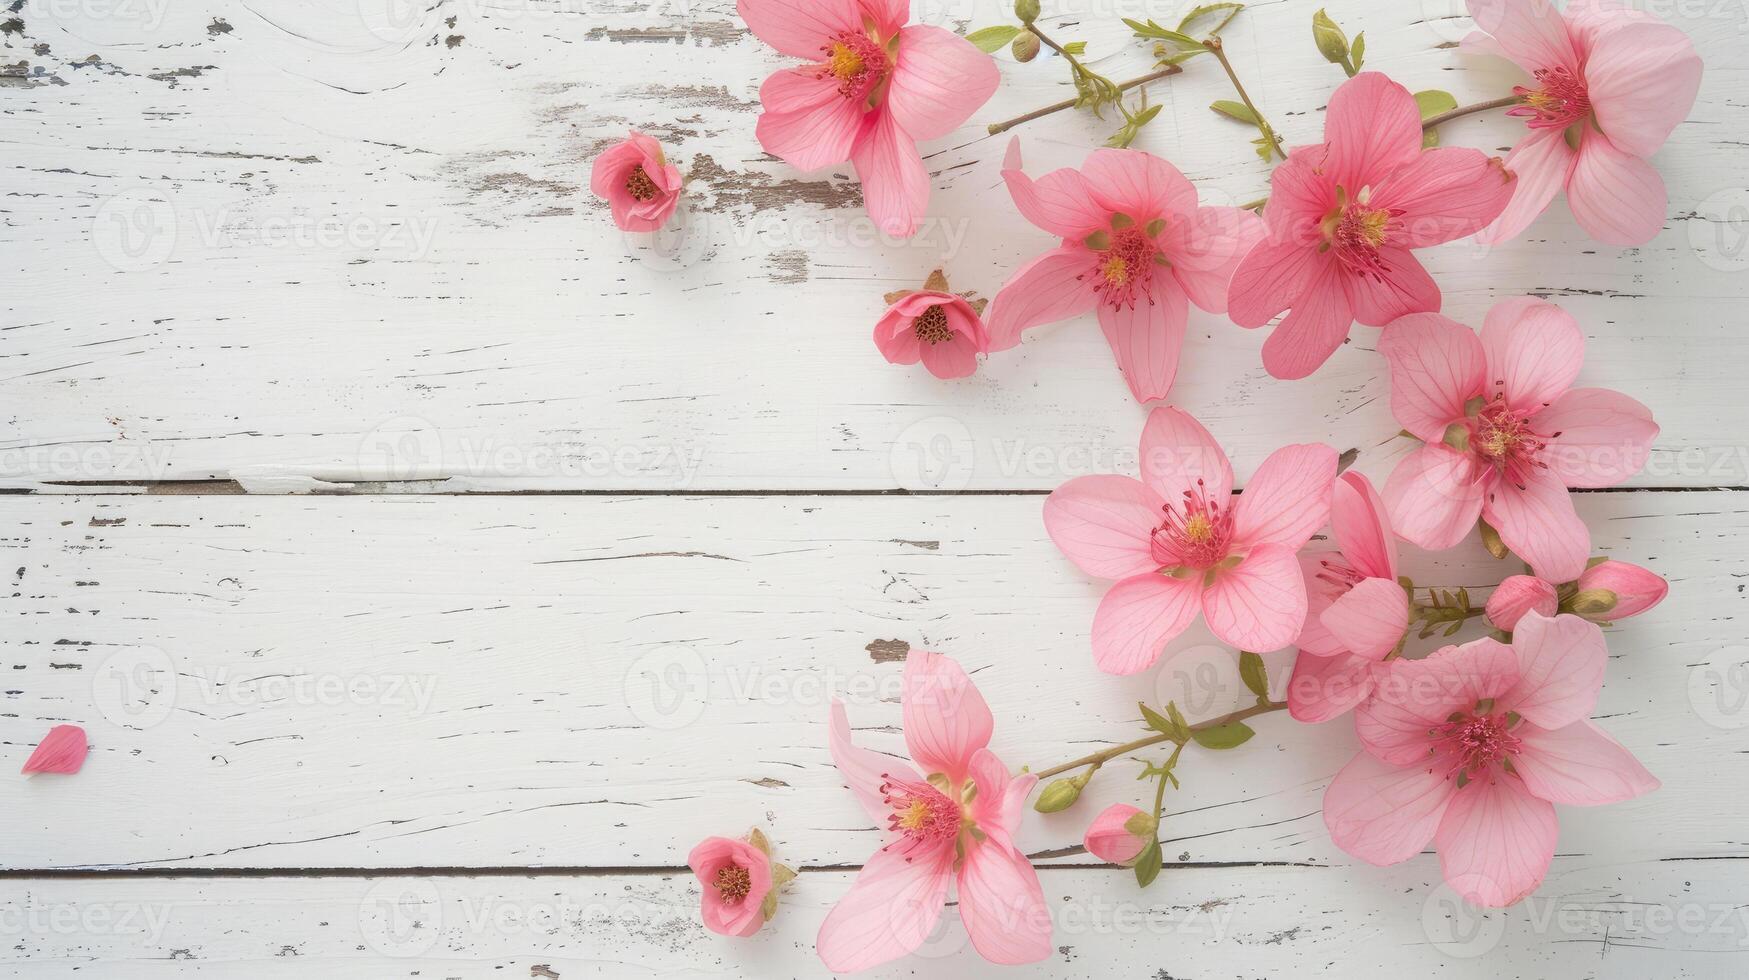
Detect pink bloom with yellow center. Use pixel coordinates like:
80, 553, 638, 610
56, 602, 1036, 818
688, 836, 774, 938
589, 131, 683, 232
874, 270, 989, 379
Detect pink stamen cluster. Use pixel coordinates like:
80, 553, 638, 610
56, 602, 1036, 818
1086, 226, 1161, 310
880, 774, 961, 856
1149, 478, 1235, 570
714, 863, 752, 904
1509, 66, 1592, 130
1325, 193, 1397, 280
1469, 394, 1557, 489
1430, 711, 1523, 780
820, 30, 890, 101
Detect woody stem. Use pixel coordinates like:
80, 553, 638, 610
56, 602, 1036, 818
1202, 36, 1285, 161
987, 65, 1185, 135
1033, 700, 1287, 779
1421, 94, 1524, 130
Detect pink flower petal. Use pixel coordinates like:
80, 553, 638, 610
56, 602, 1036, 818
1484, 575, 1559, 632
1384, 444, 1487, 551
1295, 552, 1348, 659
755, 69, 868, 171
690, 836, 773, 937
1359, 639, 1520, 764
1332, 471, 1399, 581
886, 26, 1000, 142
1080, 148, 1197, 221
1083, 803, 1151, 866
1566, 129, 1668, 246
1161, 206, 1265, 314
1227, 237, 1327, 330
1512, 720, 1660, 806
902, 649, 994, 782
1288, 650, 1379, 723
1260, 253, 1354, 380
1536, 387, 1658, 488
816, 840, 954, 972
968, 748, 1033, 840
1323, 750, 1456, 865
1379, 312, 1487, 443
856, 0, 908, 38
1434, 775, 1558, 908
1501, 612, 1606, 730
1344, 247, 1440, 328
1583, 19, 1702, 160
1091, 572, 1204, 675
1043, 474, 1166, 581
831, 701, 918, 824
1480, 297, 1584, 412
1138, 406, 1234, 506
1259, 145, 1338, 235
1466, 0, 1578, 71
21, 724, 87, 775
1095, 284, 1188, 403
956, 838, 1053, 965
1232, 443, 1339, 551
1373, 146, 1515, 248
1483, 468, 1591, 583
1478, 128, 1577, 245
1322, 73, 1424, 191
736, 0, 862, 59
985, 246, 1099, 352
1002, 139, 1110, 240
917, 329, 981, 380
851, 110, 929, 238
1202, 543, 1307, 653
1320, 577, 1409, 661
1576, 560, 1668, 619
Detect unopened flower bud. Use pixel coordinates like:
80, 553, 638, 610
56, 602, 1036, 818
1011, 29, 1040, 62
1034, 777, 1083, 812
1084, 804, 1154, 867
1015, 0, 1040, 24
1312, 9, 1350, 66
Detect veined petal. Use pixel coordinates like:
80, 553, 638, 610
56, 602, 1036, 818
1260, 253, 1353, 380
1232, 443, 1339, 551
1228, 237, 1326, 329
1202, 543, 1307, 653
1095, 283, 1189, 403
1567, 129, 1668, 246
1322, 73, 1424, 191
1384, 444, 1487, 551
1500, 612, 1606, 730
956, 838, 1053, 966
1321, 576, 1410, 661
902, 649, 994, 782
1466, 0, 1578, 71
985, 246, 1100, 351
1345, 247, 1441, 328
1434, 775, 1558, 908
1536, 387, 1658, 488
1584, 19, 1702, 159
1378, 312, 1487, 444
1481, 297, 1584, 412
831, 701, 918, 825
1323, 751, 1455, 865
737, 0, 863, 59
1374, 146, 1515, 248
886, 26, 999, 142
1483, 468, 1591, 583
1513, 720, 1660, 806
1138, 406, 1234, 505
1091, 572, 1204, 675
1081, 148, 1197, 222
1288, 650, 1379, 723
817, 841, 954, 972
1478, 128, 1577, 246
1359, 639, 1519, 764
1003, 138, 1110, 240
851, 110, 930, 238
1043, 474, 1166, 581
1162, 206, 1266, 314
1332, 471, 1399, 581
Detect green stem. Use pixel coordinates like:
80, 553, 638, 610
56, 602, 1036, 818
1034, 700, 1287, 780
1421, 94, 1522, 130
1202, 36, 1284, 161
986, 65, 1185, 136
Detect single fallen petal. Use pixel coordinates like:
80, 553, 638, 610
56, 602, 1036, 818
22, 724, 88, 775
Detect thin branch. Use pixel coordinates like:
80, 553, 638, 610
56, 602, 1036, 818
1033, 700, 1287, 779
1421, 94, 1522, 130
987, 65, 1185, 136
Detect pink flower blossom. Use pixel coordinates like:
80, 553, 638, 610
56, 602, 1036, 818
689, 835, 775, 937
1287, 472, 1409, 723
739, 0, 998, 237
987, 139, 1264, 402
819, 649, 1050, 971
1044, 407, 1338, 673
1324, 612, 1658, 907
1464, 0, 1702, 245
874, 270, 989, 379
1378, 298, 1657, 582
1486, 558, 1667, 631
1227, 72, 1515, 380
1485, 575, 1559, 631
1083, 803, 1153, 867
589, 131, 683, 232
21, 724, 87, 774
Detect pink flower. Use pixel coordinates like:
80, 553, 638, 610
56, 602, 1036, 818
21, 724, 87, 774
1379, 298, 1658, 582
1485, 575, 1559, 631
1324, 612, 1658, 907
689, 835, 776, 937
1486, 558, 1667, 630
1464, 0, 1702, 246
1082, 803, 1153, 867
1227, 72, 1515, 381
589, 131, 683, 232
739, 0, 997, 237
875, 269, 989, 379
1045, 407, 1338, 673
819, 649, 1050, 971
987, 139, 1264, 402
1287, 472, 1409, 723
1575, 558, 1667, 621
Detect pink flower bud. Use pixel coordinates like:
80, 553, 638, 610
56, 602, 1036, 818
589, 130, 682, 233
1485, 575, 1558, 632
1574, 560, 1668, 621
688, 834, 775, 938
1083, 803, 1154, 867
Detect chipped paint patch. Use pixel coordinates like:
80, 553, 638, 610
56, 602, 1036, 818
690, 154, 860, 214
866, 639, 910, 663
765, 249, 808, 284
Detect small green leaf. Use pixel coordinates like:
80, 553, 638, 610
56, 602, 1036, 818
1124, 17, 1201, 48
1239, 651, 1269, 701
1191, 721, 1256, 750
1350, 31, 1365, 73
1140, 702, 1185, 741
966, 25, 1022, 53
1133, 839, 1163, 886
1415, 89, 1458, 118
1062, 40, 1087, 56
1210, 99, 1258, 124
1166, 702, 1191, 742
1177, 2, 1244, 37
1157, 48, 1205, 66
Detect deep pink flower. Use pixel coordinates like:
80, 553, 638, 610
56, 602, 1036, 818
819, 649, 1050, 971
1485, 575, 1559, 632
589, 131, 683, 232
1324, 612, 1658, 907
1083, 803, 1152, 867
21, 724, 87, 774
1487, 558, 1667, 631
1045, 407, 1338, 673
689, 835, 775, 937
1227, 72, 1515, 380
1464, 0, 1702, 245
1379, 298, 1657, 582
740, 0, 997, 237
1287, 472, 1409, 723
875, 270, 989, 379
987, 139, 1264, 402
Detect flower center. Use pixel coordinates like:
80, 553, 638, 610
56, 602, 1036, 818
1150, 478, 1235, 571
880, 774, 964, 856
713, 864, 752, 904
820, 31, 889, 101
1468, 394, 1555, 488
1085, 225, 1162, 310
624, 166, 658, 203
1312, 555, 1365, 592
913, 305, 953, 345
1321, 187, 1395, 279
1509, 66, 1591, 131
1432, 711, 1522, 779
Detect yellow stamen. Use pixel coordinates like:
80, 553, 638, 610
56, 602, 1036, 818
828, 42, 864, 80
1184, 513, 1213, 543
898, 799, 931, 831
1102, 255, 1130, 286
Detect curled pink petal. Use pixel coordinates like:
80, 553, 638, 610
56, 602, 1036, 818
1485, 575, 1559, 632
22, 724, 87, 775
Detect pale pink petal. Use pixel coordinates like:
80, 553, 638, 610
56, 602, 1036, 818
1384, 444, 1487, 551
873, 308, 923, 365
968, 748, 1033, 839
1478, 128, 1577, 245
1295, 552, 1348, 659
755, 69, 868, 171
1288, 651, 1379, 723
1378, 312, 1487, 443
1500, 611, 1606, 730
956, 838, 1052, 965
1513, 720, 1660, 806
1536, 387, 1658, 488
1576, 560, 1667, 619
736, 0, 862, 59
886, 26, 1000, 141
1332, 471, 1399, 581
1480, 297, 1584, 412
1081, 148, 1197, 221
1466, 0, 1578, 71
902, 649, 993, 781
917, 329, 981, 380
1320, 577, 1409, 661
1322, 72, 1425, 191
1323, 751, 1455, 865
1373, 146, 1515, 248
1002, 139, 1110, 240
1095, 284, 1188, 403
1227, 237, 1327, 329
1091, 573, 1204, 675
1259, 146, 1337, 235
588, 139, 643, 199
1483, 468, 1591, 583
1260, 254, 1354, 380
856, 0, 908, 37
1583, 20, 1702, 159
21, 724, 87, 775
1359, 639, 1520, 764
1202, 543, 1306, 653
852, 110, 930, 238
831, 701, 918, 824
985, 246, 1100, 351
1043, 474, 1166, 581
1345, 248, 1441, 328
1485, 575, 1559, 632
1232, 443, 1339, 551
1434, 775, 1558, 908
1083, 803, 1151, 866
817, 841, 954, 973
1161, 206, 1265, 314
1137, 406, 1234, 505
1459, 28, 1508, 61
1566, 130, 1668, 246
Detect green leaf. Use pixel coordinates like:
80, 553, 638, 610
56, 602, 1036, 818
1166, 702, 1189, 737
1239, 651, 1269, 701
1062, 40, 1088, 56
1210, 99, 1258, 124
1177, 2, 1244, 37
1415, 89, 1458, 118
1133, 839, 1163, 887
1124, 17, 1201, 48
966, 25, 1022, 53
1350, 31, 1365, 73
1191, 721, 1256, 750
1157, 48, 1205, 66
1140, 702, 1186, 741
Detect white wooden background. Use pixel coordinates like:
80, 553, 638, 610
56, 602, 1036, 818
3, 0, 1747, 976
